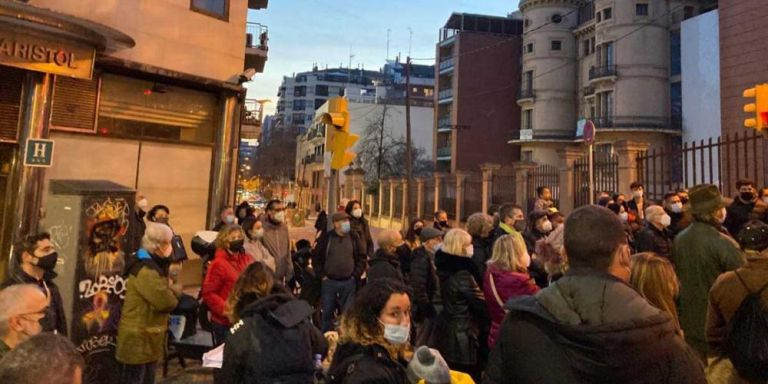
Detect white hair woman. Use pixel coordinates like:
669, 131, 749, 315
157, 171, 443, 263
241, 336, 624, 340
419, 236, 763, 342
484, 234, 539, 348
433, 228, 489, 381
116, 223, 181, 384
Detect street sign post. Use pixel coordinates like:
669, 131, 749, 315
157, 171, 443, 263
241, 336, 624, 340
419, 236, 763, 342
583, 120, 596, 205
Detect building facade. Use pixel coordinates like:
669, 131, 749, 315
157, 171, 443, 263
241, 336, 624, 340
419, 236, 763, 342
434, 13, 524, 173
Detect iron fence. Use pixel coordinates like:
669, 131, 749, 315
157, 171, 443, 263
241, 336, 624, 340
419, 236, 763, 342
491, 168, 516, 206
527, 164, 560, 212
441, 179, 457, 220
463, 174, 484, 220
573, 151, 619, 208
394, 184, 404, 221
382, 184, 391, 217
424, 179, 435, 219
636, 130, 767, 201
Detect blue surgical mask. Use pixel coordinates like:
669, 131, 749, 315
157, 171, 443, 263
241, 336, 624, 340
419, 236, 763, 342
341, 221, 351, 234
379, 320, 410, 345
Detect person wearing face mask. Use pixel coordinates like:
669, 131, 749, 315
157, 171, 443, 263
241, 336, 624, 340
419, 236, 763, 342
483, 234, 539, 348
663, 191, 690, 237
404, 219, 425, 250
433, 210, 452, 233
146, 204, 188, 263
466, 213, 495, 286
241, 215, 276, 273
523, 211, 552, 256
368, 230, 405, 284
345, 200, 374, 261
261, 200, 293, 283
328, 279, 412, 384
434, 228, 489, 381
491, 204, 527, 245
126, 194, 149, 255
635, 205, 674, 260
1, 232, 66, 336
627, 181, 646, 232
0, 284, 48, 359
607, 203, 636, 252
724, 179, 765, 237
485, 205, 705, 384
312, 212, 366, 333
212, 206, 237, 231
674, 184, 744, 360
117, 223, 182, 384
409, 228, 442, 341
201, 225, 253, 344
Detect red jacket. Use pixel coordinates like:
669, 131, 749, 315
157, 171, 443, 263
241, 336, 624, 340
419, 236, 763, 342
483, 264, 539, 347
202, 248, 253, 325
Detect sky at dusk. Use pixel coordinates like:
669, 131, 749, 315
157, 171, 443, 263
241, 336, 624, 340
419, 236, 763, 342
245, 0, 521, 115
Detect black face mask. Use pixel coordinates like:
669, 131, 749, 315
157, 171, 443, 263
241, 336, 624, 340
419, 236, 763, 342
154, 217, 170, 225
438, 220, 448, 227
513, 220, 527, 232
229, 239, 245, 253
414, 228, 423, 236
741, 192, 755, 201
33, 252, 58, 271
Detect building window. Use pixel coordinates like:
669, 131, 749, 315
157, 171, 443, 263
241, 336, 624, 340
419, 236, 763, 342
522, 109, 533, 130
522, 150, 533, 162
294, 86, 306, 97
293, 99, 306, 111
523, 71, 533, 91
596, 42, 614, 67
597, 12, 602, 22
670, 30, 681, 76
190, 0, 229, 21
525, 43, 534, 54
551, 40, 562, 51
97, 73, 218, 144
636, 3, 649, 16
597, 91, 614, 118
583, 39, 591, 56
524, 18, 531, 28
603, 8, 612, 20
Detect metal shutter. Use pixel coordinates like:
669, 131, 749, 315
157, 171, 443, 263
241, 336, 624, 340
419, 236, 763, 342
0, 67, 23, 142
50, 75, 99, 133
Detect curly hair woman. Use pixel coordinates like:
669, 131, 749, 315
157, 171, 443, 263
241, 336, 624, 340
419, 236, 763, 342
327, 279, 412, 384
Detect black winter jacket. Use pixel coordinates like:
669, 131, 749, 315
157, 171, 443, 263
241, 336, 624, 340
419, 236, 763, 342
409, 246, 438, 322
349, 216, 374, 258
471, 236, 492, 286
217, 291, 326, 384
328, 342, 408, 384
125, 209, 146, 255
367, 249, 404, 284
483, 269, 706, 384
634, 223, 674, 260
1, 266, 67, 336
434, 250, 489, 365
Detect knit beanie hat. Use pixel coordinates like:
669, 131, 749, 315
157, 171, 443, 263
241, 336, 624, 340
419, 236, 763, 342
407, 346, 452, 384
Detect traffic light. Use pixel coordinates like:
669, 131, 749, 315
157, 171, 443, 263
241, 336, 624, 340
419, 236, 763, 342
743, 84, 768, 131
318, 97, 358, 170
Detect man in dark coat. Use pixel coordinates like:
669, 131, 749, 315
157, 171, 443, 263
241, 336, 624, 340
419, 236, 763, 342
125, 194, 148, 255
367, 230, 404, 284
2, 233, 67, 336
409, 228, 442, 324
634, 205, 674, 260
724, 179, 767, 237
484, 205, 705, 384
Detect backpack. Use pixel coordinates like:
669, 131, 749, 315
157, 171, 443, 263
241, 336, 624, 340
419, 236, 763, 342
249, 308, 316, 383
725, 271, 768, 381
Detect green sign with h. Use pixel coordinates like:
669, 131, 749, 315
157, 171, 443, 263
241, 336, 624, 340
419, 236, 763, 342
24, 139, 54, 167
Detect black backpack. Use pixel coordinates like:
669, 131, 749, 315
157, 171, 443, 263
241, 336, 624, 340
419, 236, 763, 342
725, 271, 768, 381
249, 307, 316, 383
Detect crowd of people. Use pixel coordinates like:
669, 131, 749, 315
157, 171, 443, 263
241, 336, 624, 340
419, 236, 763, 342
1, 179, 768, 383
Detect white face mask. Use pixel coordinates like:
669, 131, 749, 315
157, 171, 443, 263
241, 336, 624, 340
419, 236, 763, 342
250, 228, 265, 239
464, 245, 474, 257
633, 190, 643, 198
660, 214, 672, 228
717, 207, 727, 223
619, 212, 629, 223
380, 320, 410, 345
540, 220, 553, 233
225, 214, 236, 224
137, 198, 148, 211
352, 208, 363, 218
273, 211, 286, 223
669, 202, 683, 213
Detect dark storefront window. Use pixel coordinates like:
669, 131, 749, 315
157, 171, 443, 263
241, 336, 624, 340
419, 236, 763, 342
97, 74, 218, 145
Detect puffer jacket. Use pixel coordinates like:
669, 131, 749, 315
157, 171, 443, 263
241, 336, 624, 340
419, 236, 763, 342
202, 248, 253, 326
634, 222, 673, 260
328, 342, 408, 384
217, 290, 327, 384
484, 269, 706, 384
116, 251, 180, 364
409, 246, 438, 322
434, 250, 488, 366
367, 249, 404, 284
674, 221, 744, 357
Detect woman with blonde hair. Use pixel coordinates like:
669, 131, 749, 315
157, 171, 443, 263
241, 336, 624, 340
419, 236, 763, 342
434, 228, 488, 381
630, 252, 681, 331
201, 224, 253, 344
484, 234, 539, 347
217, 262, 326, 384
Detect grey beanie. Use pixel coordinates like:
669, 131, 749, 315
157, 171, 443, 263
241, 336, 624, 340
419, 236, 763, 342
407, 346, 451, 384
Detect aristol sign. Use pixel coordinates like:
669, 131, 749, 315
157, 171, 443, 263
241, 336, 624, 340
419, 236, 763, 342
0, 28, 95, 80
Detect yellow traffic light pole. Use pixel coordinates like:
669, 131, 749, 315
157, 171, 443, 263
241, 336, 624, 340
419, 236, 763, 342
315, 97, 358, 223
743, 84, 768, 133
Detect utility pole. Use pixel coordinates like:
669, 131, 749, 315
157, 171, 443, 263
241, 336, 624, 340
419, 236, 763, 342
405, 56, 414, 223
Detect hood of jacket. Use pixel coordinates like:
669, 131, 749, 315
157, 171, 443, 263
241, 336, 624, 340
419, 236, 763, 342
238, 291, 314, 328
124, 248, 168, 278
505, 269, 685, 380
435, 249, 482, 284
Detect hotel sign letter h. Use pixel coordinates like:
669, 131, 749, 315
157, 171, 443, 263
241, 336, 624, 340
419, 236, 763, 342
24, 139, 54, 167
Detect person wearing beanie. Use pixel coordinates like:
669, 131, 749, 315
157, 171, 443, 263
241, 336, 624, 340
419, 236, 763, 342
706, 220, 768, 383
312, 211, 366, 332
407, 346, 451, 384
635, 205, 674, 260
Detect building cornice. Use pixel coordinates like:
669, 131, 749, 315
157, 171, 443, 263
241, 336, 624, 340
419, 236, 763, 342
520, 0, 585, 13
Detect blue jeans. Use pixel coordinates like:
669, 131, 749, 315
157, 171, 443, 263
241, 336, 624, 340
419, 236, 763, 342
321, 277, 356, 332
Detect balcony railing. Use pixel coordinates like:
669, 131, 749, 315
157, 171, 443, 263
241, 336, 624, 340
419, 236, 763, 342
437, 116, 452, 130
436, 147, 452, 158
592, 115, 680, 130
438, 88, 454, 101
246, 22, 269, 51
588, 65, 617, 81
439, 58, 454, 72
517, 88, 535, 101
509, 129, 574, 141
